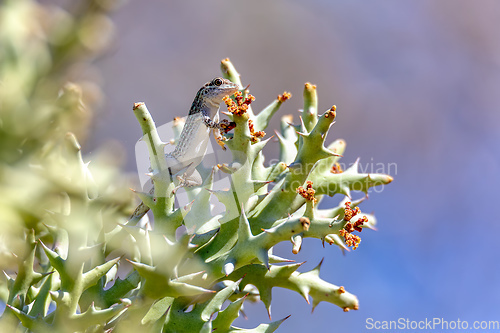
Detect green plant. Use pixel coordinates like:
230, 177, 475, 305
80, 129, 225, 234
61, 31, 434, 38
0, 1, 393, 332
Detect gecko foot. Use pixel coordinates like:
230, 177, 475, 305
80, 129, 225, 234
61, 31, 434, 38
218, 119, 236, 133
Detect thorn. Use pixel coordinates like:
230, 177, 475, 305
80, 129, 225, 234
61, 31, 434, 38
188, 233, 197, 243
318, 257, 324, 267
240, 309, 248, 320
295, 130, 306, 137
183, 199, 195, 211
326, 150, 343, 158
5, 304, 16, 311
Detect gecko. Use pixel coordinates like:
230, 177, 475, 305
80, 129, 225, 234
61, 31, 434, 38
129, 77, 241, 222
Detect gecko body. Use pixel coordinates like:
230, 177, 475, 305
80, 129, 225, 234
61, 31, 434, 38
130, 77, 240, 221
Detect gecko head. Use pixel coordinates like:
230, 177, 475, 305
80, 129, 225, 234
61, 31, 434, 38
200, 77, 242, 103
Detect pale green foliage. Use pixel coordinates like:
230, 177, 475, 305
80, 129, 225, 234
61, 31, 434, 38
0, 1, 392, 332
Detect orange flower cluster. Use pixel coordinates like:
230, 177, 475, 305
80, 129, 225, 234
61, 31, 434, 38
325, 105, 336, 118
344, 215, 368, 233
339, 201, 368, 250
305, 82, 316, 90
330, 162, 343, 174
277, 91, 292, 102
296, 181, 318, 205
343, 201, 361, 221
343, 305, 359, 312
339, 229, 360, 250
223, 92, 265, 143
223, 91, 255, 116
248, 119, 265, 143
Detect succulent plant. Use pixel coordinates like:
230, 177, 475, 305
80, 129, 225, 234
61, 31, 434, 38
0, 1, 393, 332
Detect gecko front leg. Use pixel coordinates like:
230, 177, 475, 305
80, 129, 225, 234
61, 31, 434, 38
214, 120, 236, 150
202, 114, 235, 131
203, 113, 236, 150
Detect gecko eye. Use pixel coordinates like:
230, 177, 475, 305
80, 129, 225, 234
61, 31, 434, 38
213, 78, 223, 86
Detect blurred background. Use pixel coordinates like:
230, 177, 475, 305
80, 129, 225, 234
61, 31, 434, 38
89, 1, 500, 331
7, 0, 500, 331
